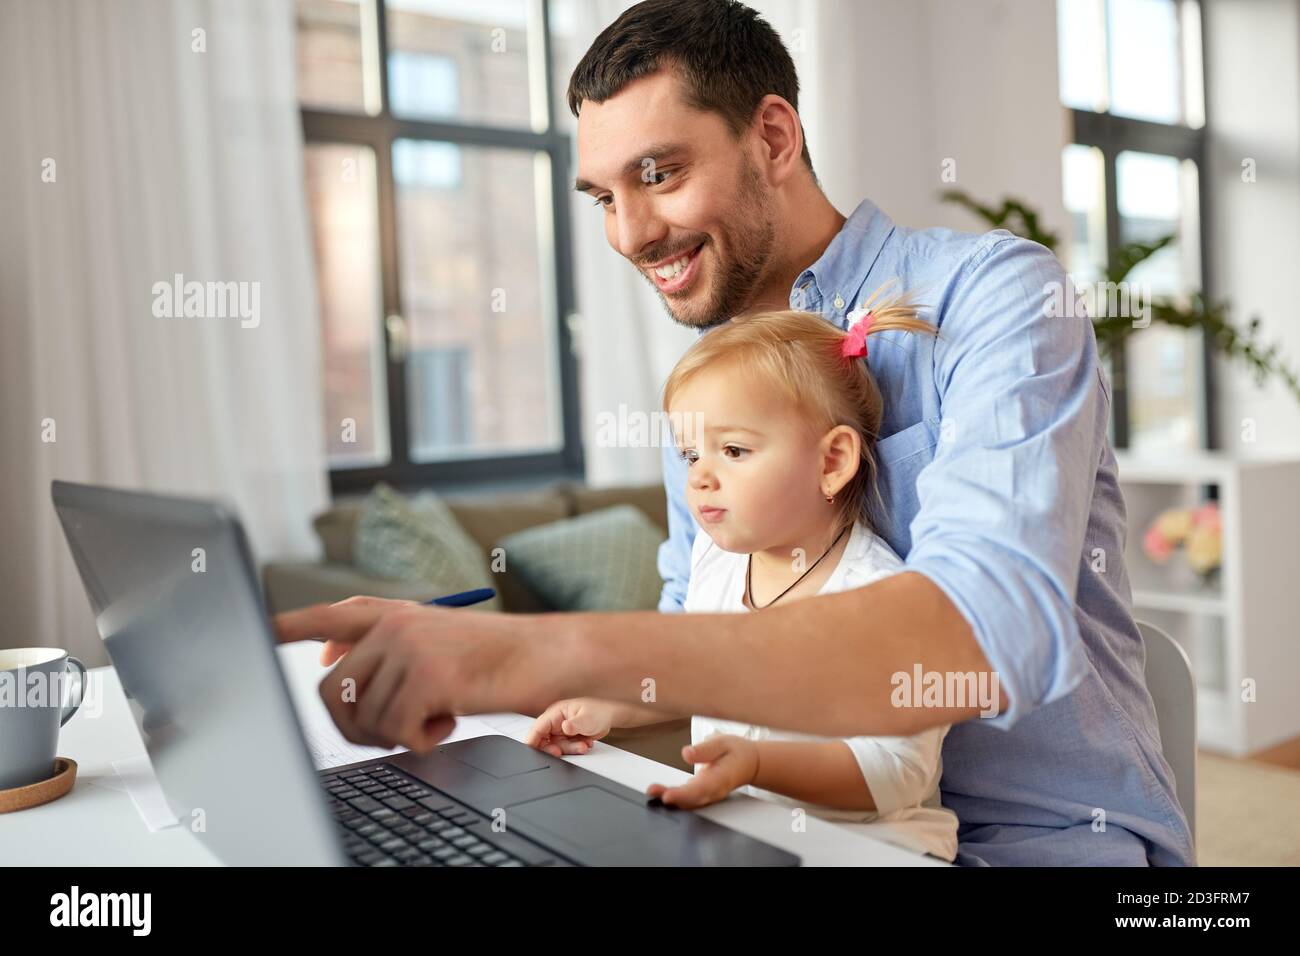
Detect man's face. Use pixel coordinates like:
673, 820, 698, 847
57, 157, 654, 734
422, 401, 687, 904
574, 69, 777, 329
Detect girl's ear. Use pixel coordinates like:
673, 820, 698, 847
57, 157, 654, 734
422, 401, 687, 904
820, 425, 861, 496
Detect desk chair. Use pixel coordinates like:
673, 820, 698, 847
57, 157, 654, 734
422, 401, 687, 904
1138, 619, 1198, 855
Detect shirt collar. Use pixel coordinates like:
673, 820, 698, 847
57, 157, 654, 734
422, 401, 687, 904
789, 198, 896, 324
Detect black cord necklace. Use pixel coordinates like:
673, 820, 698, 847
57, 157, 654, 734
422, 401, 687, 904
745, 523, 850, 610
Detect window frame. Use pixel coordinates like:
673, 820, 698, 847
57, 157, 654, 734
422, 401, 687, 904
300, 0, 584, 494
1064, 0, 1216, 450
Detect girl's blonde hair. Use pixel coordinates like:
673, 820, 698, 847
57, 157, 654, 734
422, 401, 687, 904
661, 282, 936, 535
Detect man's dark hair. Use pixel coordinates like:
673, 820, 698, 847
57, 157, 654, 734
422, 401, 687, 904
566, 0, 814, 174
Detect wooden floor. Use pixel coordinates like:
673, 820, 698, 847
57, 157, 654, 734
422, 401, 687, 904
1249, 735, 1300, 772
1195, 737, 1300, 866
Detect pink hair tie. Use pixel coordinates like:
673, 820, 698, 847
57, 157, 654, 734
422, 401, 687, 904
841, 309, 875, 359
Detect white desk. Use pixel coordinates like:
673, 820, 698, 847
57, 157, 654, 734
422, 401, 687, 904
1, 643, 943, 867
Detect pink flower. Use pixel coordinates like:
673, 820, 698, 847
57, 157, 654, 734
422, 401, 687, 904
1143, 524, 1173, 564
1192, 502, 1221, 534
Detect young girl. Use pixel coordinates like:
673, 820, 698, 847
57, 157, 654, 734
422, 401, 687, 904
524, 286, 957, 861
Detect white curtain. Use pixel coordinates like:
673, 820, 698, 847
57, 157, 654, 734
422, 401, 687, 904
556, 0, 857, 486
0, 0, 328, 666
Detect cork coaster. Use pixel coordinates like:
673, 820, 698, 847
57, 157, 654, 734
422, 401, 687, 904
0, 758, 77, 813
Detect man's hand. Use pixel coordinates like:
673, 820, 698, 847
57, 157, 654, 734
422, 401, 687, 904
646, 734, 758, 810
306, 596, 418, 667
273, 596, 551, 753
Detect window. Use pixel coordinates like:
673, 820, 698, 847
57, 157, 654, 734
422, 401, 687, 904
1057, 0, 1210, 453
296, 0, 582, 492
387, 51, 459, 119
303, 142, 389, 466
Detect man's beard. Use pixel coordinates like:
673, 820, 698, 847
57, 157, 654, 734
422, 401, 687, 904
641, 158, 776, 331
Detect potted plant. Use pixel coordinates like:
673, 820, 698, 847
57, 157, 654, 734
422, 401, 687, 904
939, 189, 1300, 405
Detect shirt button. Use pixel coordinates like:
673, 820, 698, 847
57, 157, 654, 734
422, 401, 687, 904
833, 294, 845, 310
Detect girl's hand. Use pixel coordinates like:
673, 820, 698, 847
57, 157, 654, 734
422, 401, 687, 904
524, 698, 617, 757
646, 734, 759, 809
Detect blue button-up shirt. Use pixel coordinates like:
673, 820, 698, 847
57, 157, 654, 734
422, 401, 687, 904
656, 198, 1195, 866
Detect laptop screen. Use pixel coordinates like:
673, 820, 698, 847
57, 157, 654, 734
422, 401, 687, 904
52, 480, 343, 865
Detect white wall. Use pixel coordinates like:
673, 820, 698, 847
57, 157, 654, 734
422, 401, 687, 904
1203, 0, 1300, 456
813, 0, 1068, 239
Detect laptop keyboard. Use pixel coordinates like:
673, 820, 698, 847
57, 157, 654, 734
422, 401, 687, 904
322, 764, 563, 867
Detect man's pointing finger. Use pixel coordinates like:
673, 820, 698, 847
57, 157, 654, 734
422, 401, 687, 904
272, 601, 389, 646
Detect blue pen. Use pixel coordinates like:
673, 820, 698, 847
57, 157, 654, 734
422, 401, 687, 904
425, 587, 496, 608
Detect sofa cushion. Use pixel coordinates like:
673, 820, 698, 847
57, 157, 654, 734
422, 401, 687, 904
444, 490, 570, 613
352, 484, 501, 611
262, 562, 446, 615
566, 483, 668, 533
314, 502, 362, 564
443, 488, 570, 556
304, 482, 670, 614
495, 505, 664, 611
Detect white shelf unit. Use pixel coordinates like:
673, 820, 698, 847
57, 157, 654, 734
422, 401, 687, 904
1115, 453, 1300, 756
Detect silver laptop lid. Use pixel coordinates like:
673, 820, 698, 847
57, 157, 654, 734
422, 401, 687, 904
52, 480, 344, 865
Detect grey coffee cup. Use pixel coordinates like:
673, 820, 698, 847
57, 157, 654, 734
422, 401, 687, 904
0, 648, 87, 790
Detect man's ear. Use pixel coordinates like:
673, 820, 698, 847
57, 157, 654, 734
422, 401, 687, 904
821, 425, 861, 496
752, 93, 804, 186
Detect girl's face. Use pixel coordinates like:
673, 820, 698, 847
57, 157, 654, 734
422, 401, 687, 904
668, 363, 835, 555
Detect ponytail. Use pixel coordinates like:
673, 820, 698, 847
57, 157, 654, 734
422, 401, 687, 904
841, 279, 935, 361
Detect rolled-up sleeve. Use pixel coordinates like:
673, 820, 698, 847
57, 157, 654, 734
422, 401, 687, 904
656, 439, 696, 613
905, 237, 1099, 730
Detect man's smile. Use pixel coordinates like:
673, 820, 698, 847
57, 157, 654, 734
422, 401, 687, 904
645, 241, 704, 294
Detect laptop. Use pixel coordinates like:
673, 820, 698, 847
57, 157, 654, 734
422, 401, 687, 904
51, 480, 800, 867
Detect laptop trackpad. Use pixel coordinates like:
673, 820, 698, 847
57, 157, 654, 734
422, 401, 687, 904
508, 786, 668, 849
448, 736, 552, 778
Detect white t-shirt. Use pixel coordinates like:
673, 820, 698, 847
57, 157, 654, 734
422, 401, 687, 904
684, 519, 959, 862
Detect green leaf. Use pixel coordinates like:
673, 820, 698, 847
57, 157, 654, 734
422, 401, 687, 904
936, 189, 1300, 409
1110, 234, 1176, 284
938, 189, 1060, 252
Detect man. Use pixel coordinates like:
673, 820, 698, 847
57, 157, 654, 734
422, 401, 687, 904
276, 0, 1194, 866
